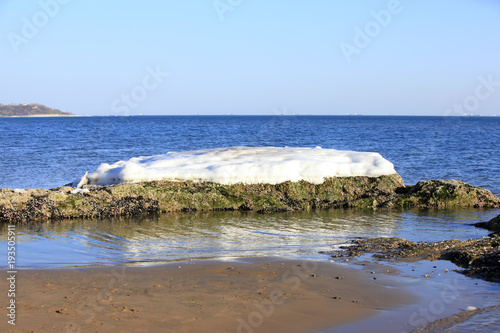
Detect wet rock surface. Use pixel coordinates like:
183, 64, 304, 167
390, 179, 500, 209
475, 214, 500, 235
1, 175, 499, 222
331, 236, 500, 282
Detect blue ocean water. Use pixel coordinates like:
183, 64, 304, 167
0, 116, 499, 195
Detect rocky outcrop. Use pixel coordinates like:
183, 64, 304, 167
330, 236, 500, 282
475, 214, 500, 234
1, 175, 499, 222
389, 180, 500, 209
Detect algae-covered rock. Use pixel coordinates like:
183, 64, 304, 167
1, 174, 499, 222
388, 179, 500, 209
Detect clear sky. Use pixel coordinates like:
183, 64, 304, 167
1, 0, 499, 116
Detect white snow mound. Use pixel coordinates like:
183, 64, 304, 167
88, 146, 397, 186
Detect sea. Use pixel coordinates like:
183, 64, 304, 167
1, 115, 500, 332
1, 116, 499, 194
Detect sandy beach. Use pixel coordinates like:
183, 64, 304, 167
1, 257, 414, 333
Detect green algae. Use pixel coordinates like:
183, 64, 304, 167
1, 174, 499, 222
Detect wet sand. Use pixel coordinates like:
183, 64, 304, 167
1, 257, 414, 333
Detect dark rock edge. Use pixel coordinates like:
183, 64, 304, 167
329, 212, 500, 283
475, 214, 500, 234
329, 232, 500, 282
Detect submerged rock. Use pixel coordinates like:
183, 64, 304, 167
331, 236, 500, 282
475, 214, 500, 234
0, 174, 499, 222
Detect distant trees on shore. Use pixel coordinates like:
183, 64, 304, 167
0, 103, 73, 117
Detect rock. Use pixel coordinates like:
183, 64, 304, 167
332, 236, 500, 282
475, 214, 500, 232
0, 174, 499, 222
387, 180, 500, 209
55, 186, 73, 193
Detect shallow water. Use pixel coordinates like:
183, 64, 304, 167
329, 257, 500, 333
2, 208, 498, 269
440, 309, 500, 332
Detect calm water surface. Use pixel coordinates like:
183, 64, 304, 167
1, 208, 498, 268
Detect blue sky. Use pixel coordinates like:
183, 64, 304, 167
1, 0, 499, 116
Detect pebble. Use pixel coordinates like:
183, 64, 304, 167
466, 306, 477, 311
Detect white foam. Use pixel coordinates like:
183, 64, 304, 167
88, 146, 397, 186
71, 188, 90, 194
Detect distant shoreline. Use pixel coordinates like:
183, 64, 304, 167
3, 114, 498, 118
0, 114, 81, 118
0, 103, 76, 117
